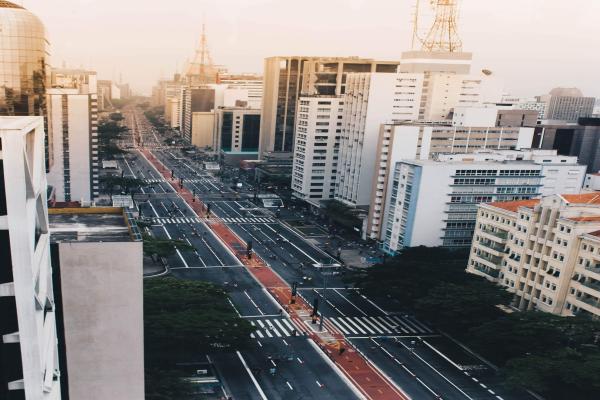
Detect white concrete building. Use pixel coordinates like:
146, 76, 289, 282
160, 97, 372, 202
220, 77, 263, 109
366, 123, 536, 240
291, 96, 343, 206
467, 193, 600, 319
214, 107, 261, 154
49, 207, 144, 400
46, 68, 99, 202
379, 150, 586, 253
0, 116, 61, 399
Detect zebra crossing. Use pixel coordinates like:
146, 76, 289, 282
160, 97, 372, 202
143, 178, 166, 183
150, 217, 202, 224
328, 315, 434, 337
249, 318, 303, 339
222, 217, 276, 224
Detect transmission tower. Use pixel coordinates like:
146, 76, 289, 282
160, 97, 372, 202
187, 23, 216, 84
420, 0, 463, 53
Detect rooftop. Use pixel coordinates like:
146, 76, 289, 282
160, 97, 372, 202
0, 1, 24, 9
487, 199, 540, 212
561, 193, 600, 205
49, 207, 138, 243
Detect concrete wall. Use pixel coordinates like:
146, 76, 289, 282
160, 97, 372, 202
57, 241, 144, 400
191, 112, 216, 149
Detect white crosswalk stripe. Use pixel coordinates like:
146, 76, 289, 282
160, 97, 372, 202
150, 217, 202, 224
248, 318, 305, 338
326, 316, 435, 336
222, 217, 276, 224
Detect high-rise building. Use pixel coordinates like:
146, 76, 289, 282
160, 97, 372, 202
543, 88, 595, 122
380, 150, 585, 252
0, 116, 61, 400
466, 193, 600, 318
215, 107, 261, 154
46, 68, 99, 202
49, 207, 144, 400
259, 56, 399, 157
220, 74, 263, 109
0, 1, 51, 170
366, 121, 535, 240
291, 96, 344, 206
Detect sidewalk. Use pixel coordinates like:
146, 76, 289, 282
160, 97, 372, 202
140, 148, 409, 400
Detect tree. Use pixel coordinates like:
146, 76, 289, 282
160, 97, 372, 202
414, 279, 511, 333
143, 233, 193, 262
144, 278, 253, 399
144, 277, 253, 363
323, 200, 363, 232
504, 348, 600, 399
100, 144, 128, 159
469, 312, 600, 365
100, 176, 146, 195
109, 112, 124, 121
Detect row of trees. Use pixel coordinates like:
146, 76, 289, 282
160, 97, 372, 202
351, 247, 600, 399
144, 277, 253, 399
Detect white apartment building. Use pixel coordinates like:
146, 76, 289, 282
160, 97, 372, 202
0, 117, 61, 399
46, 68, 99, 202
291, 96, 343, 206
335, 73, 422, 207
380, 150, 586, 253
366, 123, 535, 240
467, 193, 600, 319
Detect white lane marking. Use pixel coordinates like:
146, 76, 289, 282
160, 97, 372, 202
335, 318, 360, 335
282, 339, 289, 346
368, 317, 392, 333
236, 351, 268, 400
391, 316, 417, 333
244, 291, 264, 315
282, 319, 296, 332
286, 381, 293, 391
262, 223, 320, 264
351, 317, 378, 335
359, 294, 390, 316
376, 316, 400, 331
396, 339, 475, 400
266, 320, 282, 337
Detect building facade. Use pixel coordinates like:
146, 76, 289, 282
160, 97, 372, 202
215, 107, 261, 154
291, 96, 343, 206
546, 95, 595, 122
0, 116, 61, 400
46, 68, 99, 202
467, 193, 600, 319
366, 123, 536, 240
259, 56, 399, 157
379, 150, 586, 253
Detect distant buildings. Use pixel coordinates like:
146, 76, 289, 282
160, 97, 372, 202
378, 149, 586, 253
544, 87, 595, 122
0, 116, 62, 400
49, 207, 144, 400
46, 68, 99, 202
259, 56, 399, 158
467, 193, 600, 319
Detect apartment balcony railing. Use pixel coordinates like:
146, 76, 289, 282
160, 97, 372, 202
476, 252, 503, 265
576, 295, 600, 308
479, 240, 506, 253
481, 228, 508, 240
473, 264, 500, 278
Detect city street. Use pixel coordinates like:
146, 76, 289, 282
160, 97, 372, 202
124, 108, 536, 400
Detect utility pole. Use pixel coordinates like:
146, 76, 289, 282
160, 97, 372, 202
319, 267, 327, 332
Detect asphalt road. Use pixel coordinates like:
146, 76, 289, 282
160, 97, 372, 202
120, 109, 537, 400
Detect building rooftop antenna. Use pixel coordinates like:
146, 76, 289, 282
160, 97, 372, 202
420, 0, 463, 52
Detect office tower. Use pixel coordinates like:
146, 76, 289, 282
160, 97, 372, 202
291, 96, 343, 205
46, 68, 99, 202
379, 150, 585, 252
220, 74, 263, 109
0, 116, 61, 400
96, 80, 120, 111
534, 117, 600, 173
215, 107, 261, 157
259, 56, 399, 157
0, 1, 51, 171
467, 193, 600, 318
543, 88, 595, 122
49, 207, 144, 400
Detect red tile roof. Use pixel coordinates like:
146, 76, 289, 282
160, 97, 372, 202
586, 230, 600, 237
567, 216, 600, 222
487, 199, 540, 212
561, 193, 600, 204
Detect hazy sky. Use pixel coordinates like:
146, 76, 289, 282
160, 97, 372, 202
21, 0, 600, 97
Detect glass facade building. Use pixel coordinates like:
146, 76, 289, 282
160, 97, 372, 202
0, 1, 48, 117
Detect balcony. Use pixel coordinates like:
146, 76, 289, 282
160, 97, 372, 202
479, 240, 506, 254
481, 228, 508, 240
473, 264, 500, 279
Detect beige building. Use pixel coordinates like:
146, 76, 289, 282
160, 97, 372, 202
467, 193, 600, 319
49, 207, 144, 400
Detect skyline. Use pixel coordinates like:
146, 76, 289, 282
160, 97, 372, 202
23, 0, 600, 97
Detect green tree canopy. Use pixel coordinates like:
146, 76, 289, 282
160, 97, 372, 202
143, 233, 193, 260
109, 112, 124, 121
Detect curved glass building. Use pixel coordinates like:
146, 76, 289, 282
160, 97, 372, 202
0, 0, 48, 116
